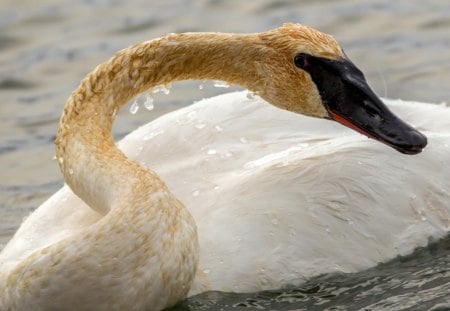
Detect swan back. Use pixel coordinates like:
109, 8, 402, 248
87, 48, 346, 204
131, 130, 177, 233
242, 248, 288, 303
121, 92, 450, 293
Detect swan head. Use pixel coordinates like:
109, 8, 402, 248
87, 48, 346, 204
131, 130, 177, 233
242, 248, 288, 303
257, 23, 427, 154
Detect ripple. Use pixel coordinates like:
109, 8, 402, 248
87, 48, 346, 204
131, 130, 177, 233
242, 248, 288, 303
170, 234, 450, 310
0, 78, 35, 90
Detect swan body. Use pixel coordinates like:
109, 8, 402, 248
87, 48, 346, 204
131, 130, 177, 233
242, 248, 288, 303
126, 92, 450, 294
0, 23, 447, 309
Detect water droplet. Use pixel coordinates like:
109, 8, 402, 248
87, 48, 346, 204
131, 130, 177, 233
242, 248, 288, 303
225, 152, 233, 158
240, 137, 248, 144
192, 190, 200, 197
246, 91, 256, 99
144, 94, 154, 111
207, 149, 217, 155
213, 80, 230, 88
152, 84, 171, 95
52, 155, 57, 161
58, 157, 64, 164
203, 269, 210, 274
112, 108, 118, 117
198, 82, 204, 90
68, 168, 74, 175
195, 123, 206, 129
143, 129, 164, 141
130, 101, 139, 114
272, 218, 278, 225
215, 125, 224, 132
214, 186, 220, 190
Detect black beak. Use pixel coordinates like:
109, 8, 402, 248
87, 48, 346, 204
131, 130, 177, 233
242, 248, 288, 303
294, 53, 427, 154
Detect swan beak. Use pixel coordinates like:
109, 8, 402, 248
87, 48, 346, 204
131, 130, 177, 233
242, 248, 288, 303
302, 54, 427, 154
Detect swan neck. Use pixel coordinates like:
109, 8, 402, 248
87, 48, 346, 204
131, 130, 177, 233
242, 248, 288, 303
55, 32, 262, 214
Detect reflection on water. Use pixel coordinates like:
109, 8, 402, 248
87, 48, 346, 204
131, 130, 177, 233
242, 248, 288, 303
0, 0, 449, 309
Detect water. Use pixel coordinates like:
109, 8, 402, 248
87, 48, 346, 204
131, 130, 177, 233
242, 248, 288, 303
0, 0, 449, 309
169, 235, 450, 310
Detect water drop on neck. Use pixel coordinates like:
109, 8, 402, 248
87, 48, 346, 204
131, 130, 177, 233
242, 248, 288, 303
213, 80, 230, 88
144, 94, 154, 111
130, 101, 139, 114
163, 84, 171, 94
153, 84, 171, 95
246, 91, 256, 99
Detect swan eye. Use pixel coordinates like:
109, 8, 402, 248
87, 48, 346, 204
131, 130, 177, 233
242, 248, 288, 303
294, 53, 309, 69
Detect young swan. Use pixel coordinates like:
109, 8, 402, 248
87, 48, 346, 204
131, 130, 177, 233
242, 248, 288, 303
0, 23, 426, 310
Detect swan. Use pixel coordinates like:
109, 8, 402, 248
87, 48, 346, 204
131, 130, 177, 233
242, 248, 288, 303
1, 23, 449, 310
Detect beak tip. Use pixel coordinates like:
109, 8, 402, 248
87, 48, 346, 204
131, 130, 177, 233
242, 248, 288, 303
409, 129, 428, 150
414, 131, 428, 149
397, 130, 427, 155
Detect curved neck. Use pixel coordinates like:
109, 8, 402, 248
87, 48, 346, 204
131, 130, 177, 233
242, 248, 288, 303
55, 32, 265, 214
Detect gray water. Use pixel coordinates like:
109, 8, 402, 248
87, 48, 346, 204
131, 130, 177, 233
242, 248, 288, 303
1, 0, 449, 309
169, 235, 450, 310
